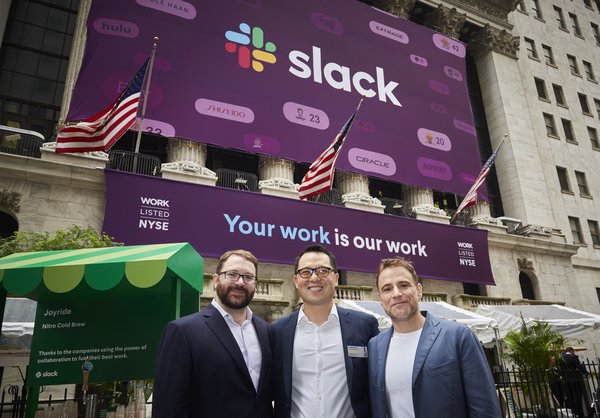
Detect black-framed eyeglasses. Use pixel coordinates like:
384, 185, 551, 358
218, 270, 257, 284
296, 266, 334, 279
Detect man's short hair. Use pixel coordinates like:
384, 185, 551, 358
293, 245, 337, 272
216, 249, 258, 276
376, 257, 420, 288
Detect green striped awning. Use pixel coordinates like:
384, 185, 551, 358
0, 243, 203, 299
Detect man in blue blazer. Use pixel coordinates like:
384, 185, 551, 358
368, 257, 501, 418
153, 249, 273, 418
269, 245, 379, 418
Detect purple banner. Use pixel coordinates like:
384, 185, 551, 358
102, 171, 494, 285
70, 0, 484, 197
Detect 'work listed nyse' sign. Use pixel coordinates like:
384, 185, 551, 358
103, 170, 494, 285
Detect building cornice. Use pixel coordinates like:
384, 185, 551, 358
488, 229, 579, 258
0, 154, 106, 191
419, 0, 518, 30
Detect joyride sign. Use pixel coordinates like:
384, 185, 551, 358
103, 171, 494, 285
70, 0, 484, 197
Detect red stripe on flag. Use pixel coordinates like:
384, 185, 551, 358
299, 102, 362, 200
56, 59, 150, 153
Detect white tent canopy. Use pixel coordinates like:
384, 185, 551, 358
1, 298, 35, 349
339, 300, 499, 344
475, 304, 600, 340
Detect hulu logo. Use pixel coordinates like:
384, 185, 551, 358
225, 23, 277, 72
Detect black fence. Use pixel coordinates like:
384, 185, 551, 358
4, 361, 600, 417
0, 385, 136, 418
496, 359, 600, 418
107, 150, 162, 177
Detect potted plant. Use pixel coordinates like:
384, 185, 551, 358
503, 318, 567, 418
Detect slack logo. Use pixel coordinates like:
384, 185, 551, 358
289, 46, 402, 107
225, 23, 277, 72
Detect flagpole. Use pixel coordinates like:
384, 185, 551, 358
133, 36, 158, 170
451, 134, 508, 222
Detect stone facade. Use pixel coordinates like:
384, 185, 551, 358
2, 0, 600, 358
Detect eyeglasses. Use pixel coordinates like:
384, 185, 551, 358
218, 270, 257, 284
296, 266, 334, 279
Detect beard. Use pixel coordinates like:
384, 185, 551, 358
216, 283, 254, 310
386, 300, 419, 323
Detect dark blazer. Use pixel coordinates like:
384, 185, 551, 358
268, 306, 379, 418
368, 312, 501, 418
153, 304, 273, 418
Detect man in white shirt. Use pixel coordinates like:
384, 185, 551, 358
368, 257, 501, 418
154, 249, 273, 418
269, 245, 379, 418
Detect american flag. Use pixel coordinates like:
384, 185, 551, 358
453, 138, 505, 217
298, 99, 363, 200
56, 59, 150, 153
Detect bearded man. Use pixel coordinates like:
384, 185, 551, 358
154, 249, 273, 418
368, 257, 500, 418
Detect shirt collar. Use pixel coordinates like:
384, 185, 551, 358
211, 299, 253, 323
297, 303, 339, 325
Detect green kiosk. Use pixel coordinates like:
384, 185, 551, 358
0, 242, 204, 417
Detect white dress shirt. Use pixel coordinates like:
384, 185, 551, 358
291, 304, 355, 418
211, 299, 262, 391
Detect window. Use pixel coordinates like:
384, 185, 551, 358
519, 272, 536, 300
517, 0, 526, 12
568, 55, 580, 75
562, 119, 576, 143
543, 113, 558, 136
569, 13, 582, 36
569, 216, 585, 244
575, 171, 591, 196
592, 23, 600, 44
556, 166, 572, 192
596, 287, 600, 304
595, 98, 600, 118
554, 6, 567, 30
531, 0, 543, 19
589, 126, 600, 148
579, 93, 591, 114
584, 0, 593, 8
541, 44, 555, 65
553, 84, 566, 106
583, 61, 596, 81
589, 220, 600, 246
535, 78, 548, 100
524, 38, 538, 59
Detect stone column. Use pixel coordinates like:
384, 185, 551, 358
161, 139, 218, 185
58, 0, 92, 125
375, 0, 417, 18
337, 172, 384, 213
427, 5, 466, 39
468, 25, 556, 227
469, 200, 504, 228
258, 156, 299, 199
0, 0, 12, 47
42, 0, 102, 164
402, 185, 448, 223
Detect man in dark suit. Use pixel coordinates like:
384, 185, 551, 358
560, 346, 588, 418
269, 245, 379, 418
153, 249, 272, 418
368, 257, 501, 418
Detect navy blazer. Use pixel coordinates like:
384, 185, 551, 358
269, 306, 379, 418
153, 304, 273, 418
368, 312, 501, 418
